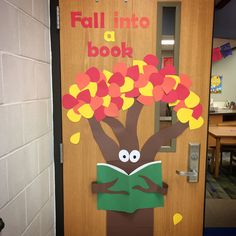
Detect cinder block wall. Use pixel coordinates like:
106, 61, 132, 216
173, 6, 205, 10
0, 0, 55, 235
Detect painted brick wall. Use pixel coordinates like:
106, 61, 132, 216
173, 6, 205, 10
0, 0, 55, 236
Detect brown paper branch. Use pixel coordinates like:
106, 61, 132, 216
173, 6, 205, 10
88, 118, 119, 162
92, 179, 129, 195
133, 176, 168, 195
141, 122, 188, 162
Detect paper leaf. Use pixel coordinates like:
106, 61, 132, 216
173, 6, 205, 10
189, 117, 204, 130
78, 104, 94, 118
76, 73, 90, 90
139, 82, 153, 96
127, 65, 139, 81
104, 103, 119, 117
149, 73, 164, 86
96, 80, 109, 97
62, 94, 78, 109
109, 72, 124, 86
177, 108, 193, 123
121, 96, 134, 110
162, 77, 176, 94
113, 62, 127, 76
133, 60, 147, 74
103, 70, 113, 81
86, 67, 100, 82
137, 95, 154, 106
70, 132, 81, 145
153, 86, 164, 101
90, 97, 103, 110
69, 84, 80, 98
185, 92, 200, 108
120, 77, 134, 93
67, 109, 81, 123
103, 95, 111, 107
109, 83, 121, 97
144, 54, 159, 66
173, 213, 183, 225
86, 82, 97, 97
175, 84, 190, 100
94, 106, 105, 121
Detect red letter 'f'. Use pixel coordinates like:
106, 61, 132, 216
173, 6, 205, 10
71, 12, 81, 27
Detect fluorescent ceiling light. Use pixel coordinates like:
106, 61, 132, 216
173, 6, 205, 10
161, 39, 175, 45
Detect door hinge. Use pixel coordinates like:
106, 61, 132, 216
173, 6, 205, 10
56, 6, 60, 30
60, 143, 63, 164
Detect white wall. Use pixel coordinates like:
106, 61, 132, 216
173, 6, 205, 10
211, 39, 236, 102
0, 0, 55, 236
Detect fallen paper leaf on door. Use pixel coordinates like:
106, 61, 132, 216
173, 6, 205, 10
173, 213, 183, 225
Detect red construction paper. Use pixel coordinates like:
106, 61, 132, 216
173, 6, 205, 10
173, 100, 186, 112
77, 89, 91, 103
144, 54, 159, 66
137, 95, 154, 106
76, 73, 90, 89
162, 77, 176, 94
86, 67, 100, 82
162, 91, 178, 103
153, 86, 164, 101
143, 65, 158, 79
149, 73, 164, 86
94, 106, 106, 121
135, 75, 148, 88
192, 104, 203, 119
109, 83, 121, 97
104, 103, 119, 117
212, 47, 222, 62
113, 62, 127, 76
97, 80, 109, 97
175, 84, 190, 100
127, 65, 139, 81
62, 94, 78, 109
125, 88, 140, 98
109, 72, 124, 86
90, 97, 103, 110
111, 97, 123, 110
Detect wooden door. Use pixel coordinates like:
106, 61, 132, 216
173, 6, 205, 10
59, 0, 214, 235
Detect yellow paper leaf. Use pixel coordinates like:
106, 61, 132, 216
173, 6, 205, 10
78, 104, 94, 119
189, 116, 204, 130
70, 132, 81, 145
120, 77, 134, 93
173, 213, 183, 225
168, 75, 180, 89
103, 70, 113, 81
67, 109, 81, 123
139, 82, 153, 96
169, 100, 180, 107
177, 108, 193, 123
122, 95, 134, 110
85, 82, 97, 97
69, 84, 80, 97
133, 60, 147, 74
103, 95, 111, 107
185, 92, 200, 108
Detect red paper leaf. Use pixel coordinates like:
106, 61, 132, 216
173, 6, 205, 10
90, 96, 103, 110
153, 86, 164, 101
162, 77, 176, 94
162, 91, 178, 103
111, 97, 123, 110
160, 64, 176, 76
113, 62, 127, 76
143, 65, 158, 79
135, 74, 148, 88
94, 106, 106, 121
77, 90, 91, 103
144, 54, 159, 66
175, 84, 190, 100
125, 88, 140, 98
109, 72, 124, 86
76, 73, 90, 90
96, 80, 109, 97
109, 83, 121, 97
192, 104, 203, 119
86, 67, 100, 82
127, 65, 139, 81
62, 94, 78, 109
180, 74, 192, 88
149, 73, 164, 86
137, 95, 154, 106
104, 103, 119, 117
173, 100, 186, 112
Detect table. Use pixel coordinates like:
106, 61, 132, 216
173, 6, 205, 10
208, 126, 236, 177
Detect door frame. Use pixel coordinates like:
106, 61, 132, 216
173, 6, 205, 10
50, 0, 64, 235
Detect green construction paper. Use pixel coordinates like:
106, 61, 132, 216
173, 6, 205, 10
97, 161, 164, 213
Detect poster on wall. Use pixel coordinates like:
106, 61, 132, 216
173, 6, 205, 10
211, 75, 223, 94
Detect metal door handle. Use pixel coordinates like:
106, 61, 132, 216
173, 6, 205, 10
176, 169, 198, 177
0, 218, 5, 232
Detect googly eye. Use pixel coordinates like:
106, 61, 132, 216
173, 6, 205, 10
130, 150, 140, 163
118, 149, 130, 162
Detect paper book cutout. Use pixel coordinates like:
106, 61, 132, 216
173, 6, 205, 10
97, 161, 163, 213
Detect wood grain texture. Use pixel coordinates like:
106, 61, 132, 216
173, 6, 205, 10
59, 0, 214, 235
